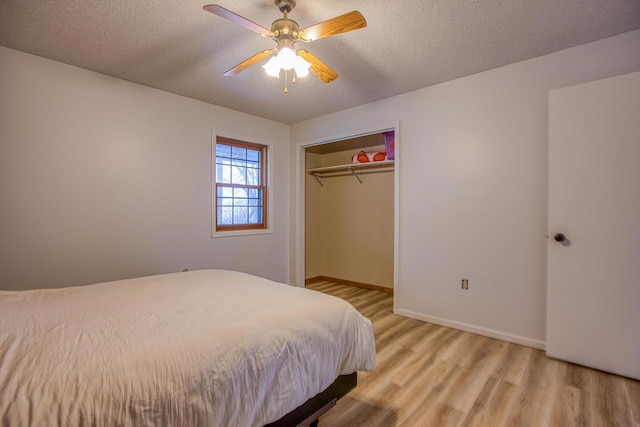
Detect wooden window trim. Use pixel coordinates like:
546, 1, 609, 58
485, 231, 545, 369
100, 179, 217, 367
217, 136, 266, 151
215, 137, 268, 232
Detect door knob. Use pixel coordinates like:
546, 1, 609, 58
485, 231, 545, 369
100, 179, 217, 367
554, 233, 567, 242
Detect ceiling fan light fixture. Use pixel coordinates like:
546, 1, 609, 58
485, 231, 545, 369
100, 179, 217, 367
263, 47, 310, 79
275, 47, 297, 70
263, 57, 280, 77
294, 55, 311, 77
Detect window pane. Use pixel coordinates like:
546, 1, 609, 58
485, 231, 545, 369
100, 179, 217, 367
218, 186, 232, 197
249, 207, 262, 224
216, 144, 231, 158
247, 149, 260, 162
246, 167, 259, 186
217, 197, 233, 206
216, 164, 232, 183
233, 187, 248, 198
219, 207, 232, 225
233, 207, 248, 224
231, 166, 246, 185
247, 160, 260, 170
248, 197, 260, 207
234, 198, 248, 206
248, 188, 259, 198
231, 146, 246, 160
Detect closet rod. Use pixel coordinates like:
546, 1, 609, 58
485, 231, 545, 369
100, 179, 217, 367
308, 160, 394, 185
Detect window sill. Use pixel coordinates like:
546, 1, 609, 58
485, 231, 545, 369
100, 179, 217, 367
211, 227, 273, 238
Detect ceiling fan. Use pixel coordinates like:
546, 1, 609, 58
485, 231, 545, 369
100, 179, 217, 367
203, 0, 367, 90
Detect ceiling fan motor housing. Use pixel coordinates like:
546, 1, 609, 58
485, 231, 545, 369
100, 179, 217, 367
271, 18, 301, 40
274, 0, 296, 13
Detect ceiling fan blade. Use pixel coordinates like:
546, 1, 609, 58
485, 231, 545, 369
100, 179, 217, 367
299, 11, 366, 42
223, 50, 274, 76
297, 50, 338, 83
203, 4, 272, 37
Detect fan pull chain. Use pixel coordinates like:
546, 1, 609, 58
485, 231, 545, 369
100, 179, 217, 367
281, 70, 298, 94
284, 69, 288, 93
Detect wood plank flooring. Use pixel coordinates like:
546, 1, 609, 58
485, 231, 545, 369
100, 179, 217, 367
306, 281, 640, 427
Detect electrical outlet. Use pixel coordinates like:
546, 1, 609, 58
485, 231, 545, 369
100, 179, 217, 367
461, 279, 469, 290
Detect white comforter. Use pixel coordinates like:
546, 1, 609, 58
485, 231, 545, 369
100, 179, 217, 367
0, 270, 375, 426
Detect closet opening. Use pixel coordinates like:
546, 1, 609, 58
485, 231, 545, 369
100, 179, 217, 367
299, 129, 397, 308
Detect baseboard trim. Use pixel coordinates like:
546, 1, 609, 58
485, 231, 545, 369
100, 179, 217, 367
304, 276, 326, 285
396, 308, 546, 350
305, 276, 394, 295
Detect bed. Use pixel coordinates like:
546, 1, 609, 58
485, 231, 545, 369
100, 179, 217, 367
0, 270, 376, 426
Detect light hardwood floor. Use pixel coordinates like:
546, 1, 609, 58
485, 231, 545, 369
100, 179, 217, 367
306, 281, 640, 427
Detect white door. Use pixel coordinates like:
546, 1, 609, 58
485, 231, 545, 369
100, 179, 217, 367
547, 71, 640, 380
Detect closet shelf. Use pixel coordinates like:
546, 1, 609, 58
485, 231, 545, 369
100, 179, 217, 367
307, 160, 394, 186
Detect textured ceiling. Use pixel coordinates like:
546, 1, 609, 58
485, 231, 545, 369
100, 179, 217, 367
1, 1, 639, 124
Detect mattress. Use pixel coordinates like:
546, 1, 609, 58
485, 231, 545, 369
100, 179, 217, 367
0, 270, 376, 426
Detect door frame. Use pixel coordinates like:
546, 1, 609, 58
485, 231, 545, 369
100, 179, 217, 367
294, 121, 400, 314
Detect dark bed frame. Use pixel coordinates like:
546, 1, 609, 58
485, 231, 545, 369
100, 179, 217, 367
264, 372, 357, 427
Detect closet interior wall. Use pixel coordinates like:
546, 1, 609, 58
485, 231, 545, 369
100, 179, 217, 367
305, 141, 394, 289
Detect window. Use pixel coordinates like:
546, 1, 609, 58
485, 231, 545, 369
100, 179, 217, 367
214, 137, 268, 232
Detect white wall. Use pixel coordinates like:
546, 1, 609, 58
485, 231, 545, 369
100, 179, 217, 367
0, 46, 291, 290
291, 30, 640, 347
